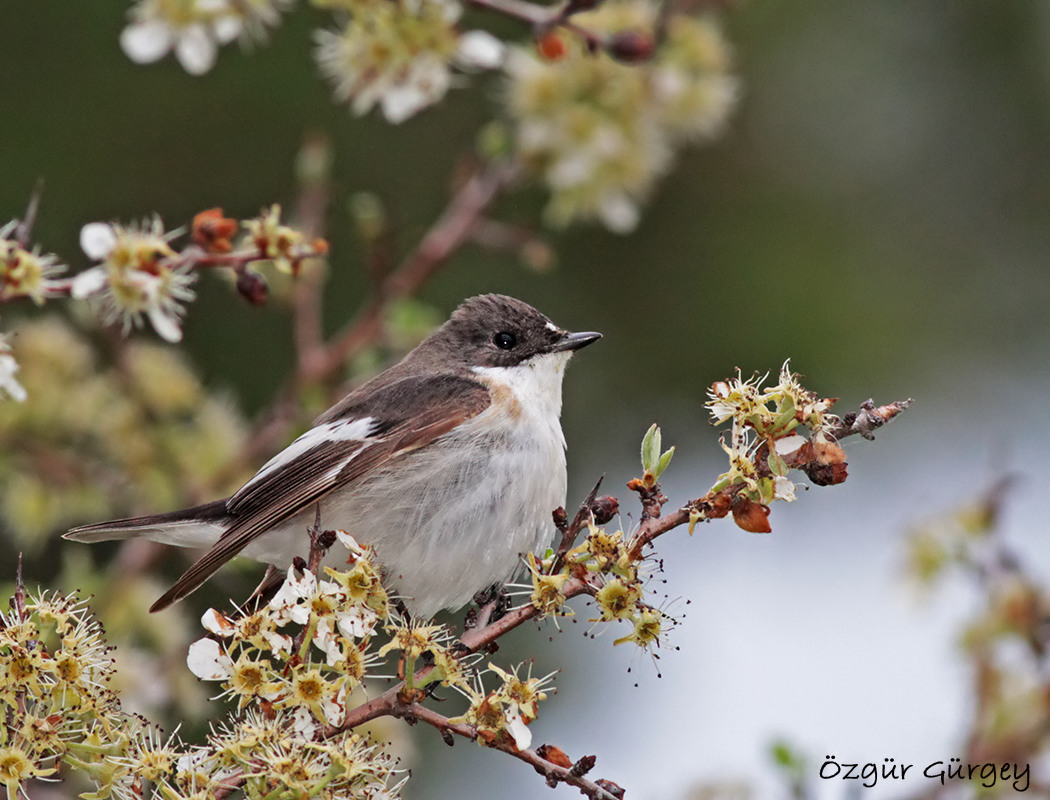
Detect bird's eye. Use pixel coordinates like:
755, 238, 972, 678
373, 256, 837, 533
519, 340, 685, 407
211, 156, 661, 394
493, 331, 517, 350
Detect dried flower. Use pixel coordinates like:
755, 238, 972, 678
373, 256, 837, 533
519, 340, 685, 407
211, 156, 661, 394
192, 208, 238, 253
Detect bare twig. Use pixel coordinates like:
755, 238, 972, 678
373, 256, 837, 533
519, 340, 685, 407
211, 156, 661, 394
13, 181, 44, 247
551, 476, 604, 572
826, 398, 913, 441
291, 142, 332, 380
399, 703, 623, 800
305, 160, 519, 385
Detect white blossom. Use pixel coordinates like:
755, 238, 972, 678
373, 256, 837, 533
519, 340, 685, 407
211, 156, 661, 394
0, 350, 27, 402
315, 0, 502, 123
75, 220, 195, 343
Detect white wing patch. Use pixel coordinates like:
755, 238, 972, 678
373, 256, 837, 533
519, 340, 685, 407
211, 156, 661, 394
249, 416, 376, 484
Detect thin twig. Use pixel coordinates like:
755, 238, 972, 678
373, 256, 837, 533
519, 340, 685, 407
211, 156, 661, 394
305, 160, 519, 385
399, 702, 623, 800
551, 476, 604, 573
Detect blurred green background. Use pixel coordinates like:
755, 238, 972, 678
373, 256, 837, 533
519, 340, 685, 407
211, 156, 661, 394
5, 2, 1050, 798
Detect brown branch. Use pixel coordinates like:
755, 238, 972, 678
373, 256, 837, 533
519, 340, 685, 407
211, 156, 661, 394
826, 397, 912, 441
551, 476, 604, 572
303, 160, 518, 385
290, 134, 333, 380
624, 397, 914, 558
334, 682, 622, 799
398, 702, 623, 800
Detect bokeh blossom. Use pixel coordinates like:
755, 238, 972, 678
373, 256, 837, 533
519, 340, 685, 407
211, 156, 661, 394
314, 0, 504, 123
121, 0, 290, 74
74, 218, 196, 342
0, 220, 65, 305
0, 336, 26, 402
505, 0, 738, 232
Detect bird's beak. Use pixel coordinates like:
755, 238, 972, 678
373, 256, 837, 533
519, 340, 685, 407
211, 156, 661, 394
552, 330, 602, 352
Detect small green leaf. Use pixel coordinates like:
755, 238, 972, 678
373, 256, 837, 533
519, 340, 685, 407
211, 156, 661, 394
769, 394, 798, 436
767, 450, 788, 477
688, 509, 702, 535
640, 424, 661, 473
769, 738, 806, 774
655, 446, 675, 478
756, 476, 775, 504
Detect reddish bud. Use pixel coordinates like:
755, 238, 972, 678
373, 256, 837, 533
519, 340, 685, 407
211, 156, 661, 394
595, 779, 626, 799
570, 754, 597, 777
236, 270, 269, 306
311, 237, 329, 255
536, 744, 573, 769
708, 492, 733, 519
537, 31, 568, 61
552, 506, 569, 531
592, 495, 619, 525
606, 29, 655, 64
192, 208, 238, 253
731, 496, 771, 533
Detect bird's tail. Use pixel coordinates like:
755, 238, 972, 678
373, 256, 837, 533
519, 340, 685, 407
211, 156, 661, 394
63, 499, 230, 549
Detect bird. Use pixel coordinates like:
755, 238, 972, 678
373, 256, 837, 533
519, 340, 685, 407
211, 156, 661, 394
64, 294, 601, 617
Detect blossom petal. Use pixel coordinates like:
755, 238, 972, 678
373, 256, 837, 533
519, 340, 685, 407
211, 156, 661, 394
774, 435, 806, 456
773, 476, 797, 502
120, 20, 174, 64
291, 706, 319, 739
380, 83, 429, 124
175, 25, 218, 75
336, 608, 374, 640
70, 267, 108, 299
598, 193, 640, 234
0, 355, 27, 402
334, 529, 364, 555
79, 223, 116, 260
148, 304, 184, 343
322, 684, 347, 726
456, 30, 505, 69
201, 608, 234, 636
504, 709, 532, 750
213, 16, 243, 45
186, 638, 232, 680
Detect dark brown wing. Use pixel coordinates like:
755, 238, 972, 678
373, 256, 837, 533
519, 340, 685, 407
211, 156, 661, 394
149, 373, 491, 611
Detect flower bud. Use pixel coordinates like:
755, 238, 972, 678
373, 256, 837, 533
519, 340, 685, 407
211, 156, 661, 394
596, 778, 625, 798
606, 30, 655, 64
192, 208, 238, 253
732, 496, 771, 533
236, 269, 269, 306
536, 744, 573, 768
536, 31, 568, 62
592, 495, 619, 525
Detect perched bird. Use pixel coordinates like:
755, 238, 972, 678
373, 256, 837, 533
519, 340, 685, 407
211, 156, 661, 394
65, 294, 600, 617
